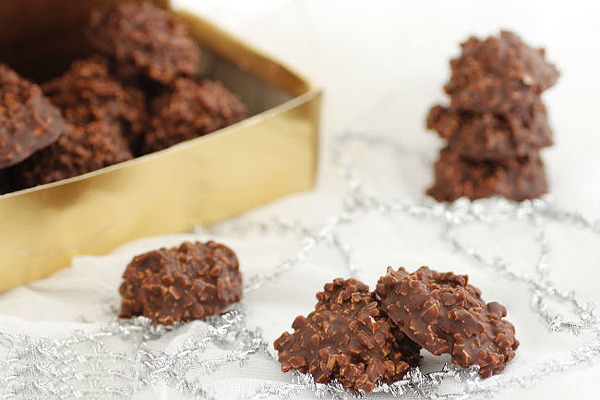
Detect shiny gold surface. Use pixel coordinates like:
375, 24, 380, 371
0, 11, 321, 292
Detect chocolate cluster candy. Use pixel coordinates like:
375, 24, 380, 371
444, 31, 559, 114
275, 268, 519, 389
427, 148, 547, 202
427, 30, 558, 201
427, 101, 552, 161
87, 1, 200, 85
119, 241, 242, 325
0, 64, 67, 169
14, 120, 133, 187
42, 55, 147, 153
376, 267, 519, 378
274, 278, 420, 393
143, 78, 248, 153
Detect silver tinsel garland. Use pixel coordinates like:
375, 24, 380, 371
0, 131, 598, 399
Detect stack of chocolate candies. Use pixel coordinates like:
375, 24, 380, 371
426, 30, 559, 202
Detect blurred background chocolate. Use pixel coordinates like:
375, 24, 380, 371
427, 30, 558, 201
444, 30, 559, 114
427, 100, 552, 161
13, 120, 133, 187
144, 78, 248, 153
427, 148, 547, 202
86, 1, 200, 85
42, 55, 147, 154
0, 63, 67, 169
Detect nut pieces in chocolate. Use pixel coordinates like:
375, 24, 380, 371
275, 268, 519, 390
119, 241, 242, 326
0, 64, 67, 169
427, 101, 552, 161
376, 267, 519, 378
144, 78, 248, 153
42, 55, 147, 153
427, 30, 558, 201
13, 120, 133, 187
87, 1, 200, 85
274, 278, 421, 393
427, 147, 547, 202
444, 30, 559, 114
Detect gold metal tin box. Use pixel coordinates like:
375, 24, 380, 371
0, 0, 321, 292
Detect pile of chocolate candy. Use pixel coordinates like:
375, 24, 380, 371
427, 31, 559, 202
0, 1, 247, 194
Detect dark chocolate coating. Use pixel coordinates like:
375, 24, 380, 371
445, 31, 559, 113
427, 148, 547, 202
376, 267, 519, 378
143, 78, 248, 153
0, 64, 67, 168
14, 120, 132, 188
86, 1, 200, 85
42, 55, 147, 154
427, 101, 552, 160
274, 278, 421, 393
119, 241, 242, 326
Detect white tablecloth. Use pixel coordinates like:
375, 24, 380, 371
1, 1, 598, 399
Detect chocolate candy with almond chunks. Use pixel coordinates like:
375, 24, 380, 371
42, 55, 147, 154
119, 241, 242, 326
143, 78, 248, 153
376, 266, 519, 378
86, 1, 200, 85
427, 100, 552, 161
426, 147, 547, 202
13, 120, 132, 188
445, 30, 559, 114
274, 278, 421, 393
0, 64, 67, 169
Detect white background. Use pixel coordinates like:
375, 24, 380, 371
0, 1, 598, 399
